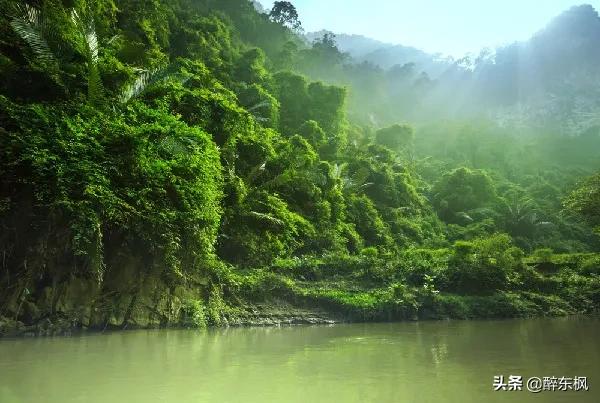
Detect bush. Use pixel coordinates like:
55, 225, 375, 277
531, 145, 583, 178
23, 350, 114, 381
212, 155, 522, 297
532, 248, 554, 262
181, 300, 207, 328
444, 234, 521, 295
579, 255, 600, 275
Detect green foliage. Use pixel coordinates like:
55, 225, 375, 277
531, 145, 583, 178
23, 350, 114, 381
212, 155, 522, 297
298, 120, 326, 148
432, 167, 497, 223
71, 8, 103, 104
269, 1, 302, 31
236, 83, 280, 128
235, 48, 269, 85
206, 285, 226, 326
273, 71, 346, 147
0, 96, 223, 284
0, 0, 598, 329
346, 195, 392, 247
375, 124, 414, 152
9, 3, 59, 67
565, 172, 600, 232
578, 255, 600, 275
445, 234, 522, 295
181, 299, 207, 328
532, 248, 554, 262
218, 190, 316, 267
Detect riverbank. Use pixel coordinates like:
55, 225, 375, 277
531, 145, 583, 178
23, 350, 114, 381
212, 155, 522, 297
0, 305, 338, 338
1, 251, 599, 337
0, 298, 595, 338
1, 277, 598, 337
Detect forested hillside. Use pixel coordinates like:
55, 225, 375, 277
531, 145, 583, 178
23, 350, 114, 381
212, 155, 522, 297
304, 5, 600, 135
0, 0, 598, 335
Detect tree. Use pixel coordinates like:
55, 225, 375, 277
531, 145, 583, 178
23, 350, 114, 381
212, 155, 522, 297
235, 48, 269, 85
375, 124, 414, 151
8, 3, 159, 105
269, 1, 302, 31
432, 167, 497, 223
315, 33, 348, 62
495, 192, 541, 238
565, 173, 600, 232
303, 32, 349, 68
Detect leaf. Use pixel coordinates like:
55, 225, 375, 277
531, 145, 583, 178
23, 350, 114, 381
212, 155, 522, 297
71, 9, 99, 63
118, 68, 164, 104
456, 212, 474, 222
71, 9, 103, 103
246, 211, 285, 227
10, 4, 58, 66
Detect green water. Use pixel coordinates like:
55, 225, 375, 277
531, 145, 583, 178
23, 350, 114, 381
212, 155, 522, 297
0, 317, 598, 403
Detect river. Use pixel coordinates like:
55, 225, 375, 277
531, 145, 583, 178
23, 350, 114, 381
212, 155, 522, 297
0, 316, 598, 402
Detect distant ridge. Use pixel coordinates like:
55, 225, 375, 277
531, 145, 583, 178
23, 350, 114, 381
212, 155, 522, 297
305, 30, 450, 77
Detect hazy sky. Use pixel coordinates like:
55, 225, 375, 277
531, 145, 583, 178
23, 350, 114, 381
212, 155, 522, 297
257, 0, 594, 56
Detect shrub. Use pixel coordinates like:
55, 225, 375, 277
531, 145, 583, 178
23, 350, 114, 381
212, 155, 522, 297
579, 255, 600, 275
181, 300, 207, 328
445, 234, 521, 295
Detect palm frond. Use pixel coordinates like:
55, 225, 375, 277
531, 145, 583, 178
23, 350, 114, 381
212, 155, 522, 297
87, 29, 99, 64
245, 161, 268, 184
246, 100, 273, 123
71, 9, 99, 63
456, 212, 474, 222
10, 4, 58, 65
71, 9, 103, 103
106, 35, 120, 46
331, 163, 347, 181
246, 211, 285, 227
87, 64, 103, 104
118, 68, 163, 104
247, 100, 271, 112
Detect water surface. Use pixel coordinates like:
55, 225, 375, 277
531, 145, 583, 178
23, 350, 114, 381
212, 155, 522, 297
0, 317, 598, 402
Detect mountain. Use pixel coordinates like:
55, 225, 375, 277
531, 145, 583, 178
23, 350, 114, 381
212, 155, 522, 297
305, 30, 450, 77
360, 45, 450, 77
323, 4, 600, 132
305, 30, 391, 58
465, 4, 600, 131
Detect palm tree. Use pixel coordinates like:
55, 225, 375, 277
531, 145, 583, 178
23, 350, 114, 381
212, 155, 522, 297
496, 194, 544, 237
10, 3, 164, 106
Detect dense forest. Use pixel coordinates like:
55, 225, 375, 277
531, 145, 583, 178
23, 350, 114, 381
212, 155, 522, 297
0, 0, 598, 335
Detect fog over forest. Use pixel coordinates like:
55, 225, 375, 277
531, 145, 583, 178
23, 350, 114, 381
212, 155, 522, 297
304, 4, 600, 135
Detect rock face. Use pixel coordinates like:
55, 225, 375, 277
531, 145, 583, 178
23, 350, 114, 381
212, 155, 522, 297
0, 263, 208, 336
0, 265, 338, 336
0, 297, 338, 337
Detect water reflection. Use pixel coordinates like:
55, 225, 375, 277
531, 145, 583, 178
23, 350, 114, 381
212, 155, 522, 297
0, 317, 598, 403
